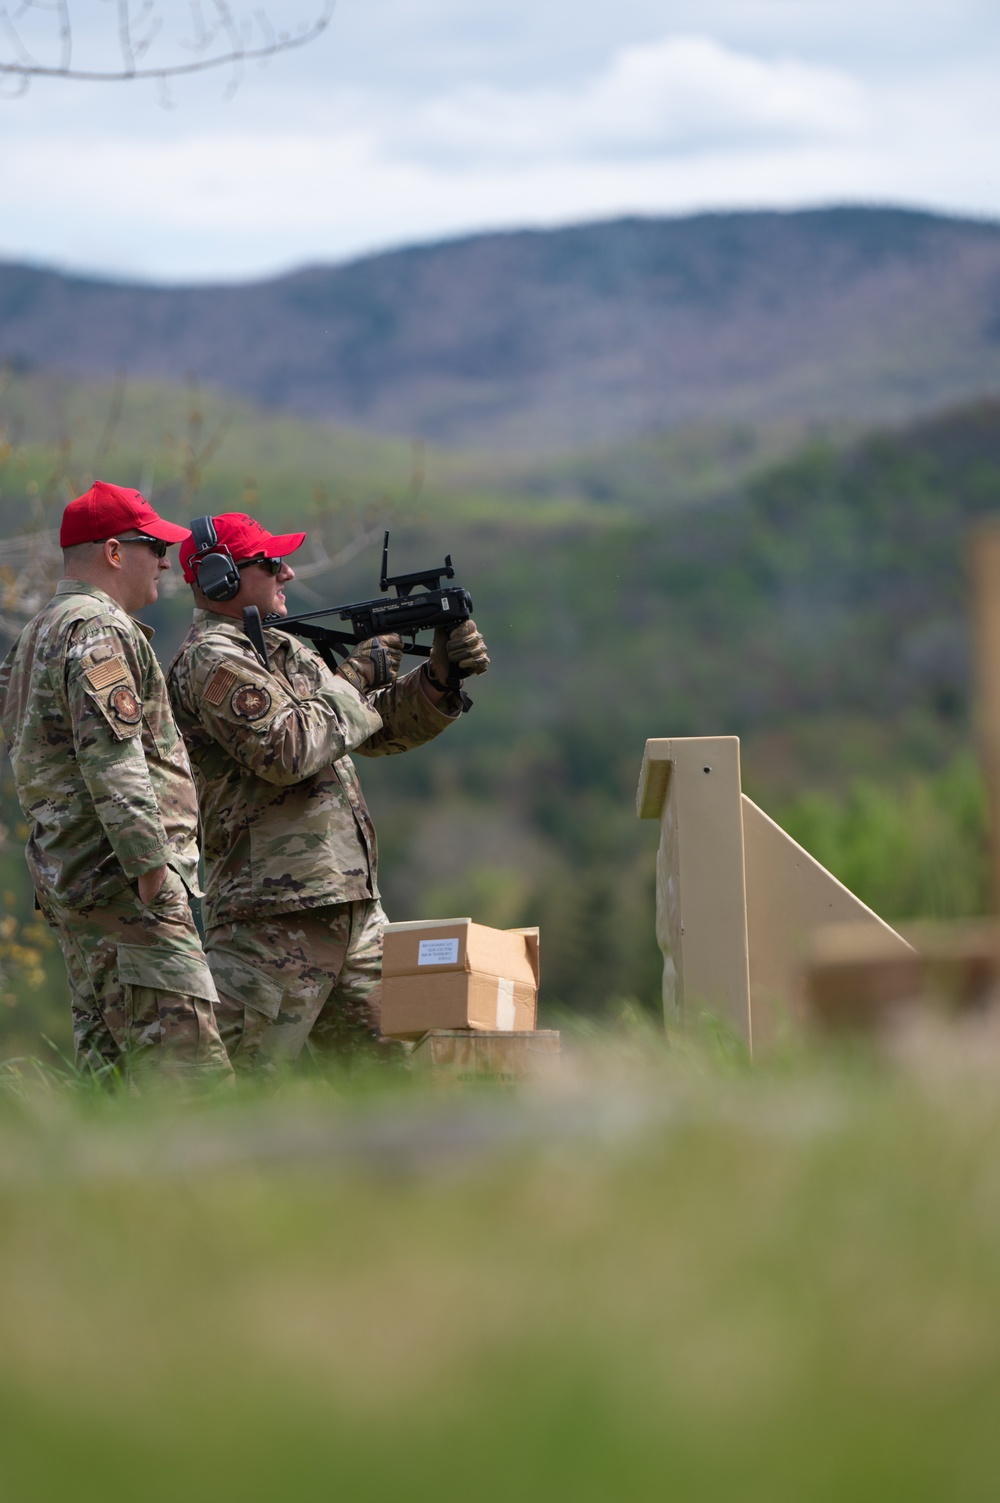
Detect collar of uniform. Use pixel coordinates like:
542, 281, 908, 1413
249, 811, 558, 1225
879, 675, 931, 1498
56, 579, 154, 638
57, 579, 119, 603
192, 608, 287, 645
192, 608, 253, 637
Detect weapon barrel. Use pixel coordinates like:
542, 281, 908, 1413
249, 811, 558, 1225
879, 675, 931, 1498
279, 602, 359, 626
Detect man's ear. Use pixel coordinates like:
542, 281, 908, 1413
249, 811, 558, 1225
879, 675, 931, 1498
104, 538, 124, 569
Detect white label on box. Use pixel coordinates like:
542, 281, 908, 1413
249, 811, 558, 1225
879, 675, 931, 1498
418, 937, 459, 966
496, 977, 516, 1031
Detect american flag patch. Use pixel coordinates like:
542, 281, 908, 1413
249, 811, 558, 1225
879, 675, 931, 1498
204, 666, 239, 705
84, 655, 129, 691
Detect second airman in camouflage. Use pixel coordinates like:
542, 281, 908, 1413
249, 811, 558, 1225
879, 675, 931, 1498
166, 512, 489, 1071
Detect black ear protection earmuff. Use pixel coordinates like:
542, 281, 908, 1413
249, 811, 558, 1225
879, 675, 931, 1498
190, 516, 242, 602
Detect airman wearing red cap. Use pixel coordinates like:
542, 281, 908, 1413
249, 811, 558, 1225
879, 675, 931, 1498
0, 482, 231, 1082
167, 511, 489, 1072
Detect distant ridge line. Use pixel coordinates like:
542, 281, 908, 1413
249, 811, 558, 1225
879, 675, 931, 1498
4, 206, 1000, 451
4, 204, 1000, 292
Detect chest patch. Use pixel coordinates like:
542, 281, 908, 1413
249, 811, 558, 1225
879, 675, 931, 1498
204, 666, 239, 706
231, 684, 272, 721
108, 685, 142, 724
85, 655, 129, 691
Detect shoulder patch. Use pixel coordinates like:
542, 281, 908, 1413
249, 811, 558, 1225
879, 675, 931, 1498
108, 685, 143, 725
204, 666, 239, 706
84, 655, 130, 691
231, 684, 272, 721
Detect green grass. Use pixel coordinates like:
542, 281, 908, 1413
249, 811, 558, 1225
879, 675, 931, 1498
1, 1026, 1000, 1501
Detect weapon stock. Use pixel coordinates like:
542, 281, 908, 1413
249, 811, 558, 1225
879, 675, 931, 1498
241, 606, 270, 671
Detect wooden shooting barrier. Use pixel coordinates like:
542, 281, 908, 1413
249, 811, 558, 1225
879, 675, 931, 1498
636, 735, 913, 1048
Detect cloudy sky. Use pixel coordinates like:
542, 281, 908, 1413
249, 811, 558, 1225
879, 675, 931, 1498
1, 0, 999, 283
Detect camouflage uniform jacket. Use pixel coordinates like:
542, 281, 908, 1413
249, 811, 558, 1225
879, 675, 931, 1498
167, 609, 459, 928
0, 581, 202, 910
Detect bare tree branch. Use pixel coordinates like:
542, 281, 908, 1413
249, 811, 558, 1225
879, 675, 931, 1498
116, 0, 134, 73
0, 364, 416, 625
55, 0, 69, 69
0, 0, 333, 88
213, 0, 243, 99
0, 8, 40, 68
181, 1, 211, 53
91, 367, 126, 474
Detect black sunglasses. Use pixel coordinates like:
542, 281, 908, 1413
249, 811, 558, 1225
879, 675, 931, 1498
107, 535, 169, 559
237, 555, 283, 575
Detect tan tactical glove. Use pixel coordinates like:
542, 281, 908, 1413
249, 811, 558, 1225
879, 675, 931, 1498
427, 619, 490, 686
336, 634, 403, 694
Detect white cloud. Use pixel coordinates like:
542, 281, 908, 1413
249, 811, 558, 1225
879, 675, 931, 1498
400, 37, 863, 163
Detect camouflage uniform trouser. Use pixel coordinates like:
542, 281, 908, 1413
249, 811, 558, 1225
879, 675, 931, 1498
205, 898, 389, 1073
40, 869, 232, 1082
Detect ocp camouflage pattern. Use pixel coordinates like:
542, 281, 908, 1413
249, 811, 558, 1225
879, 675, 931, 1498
40, 869, 230, 1081
167, 609, 460, 928
0, 581, 202, 908
207, 898, 390, 1072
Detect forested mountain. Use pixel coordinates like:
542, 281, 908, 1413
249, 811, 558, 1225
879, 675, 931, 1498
3, 208, 1000, 450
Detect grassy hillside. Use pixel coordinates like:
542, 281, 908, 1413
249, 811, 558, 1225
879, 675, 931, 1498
4, 208, 1000, 449
1, 374, 998, 1054
0, 368, 624, 540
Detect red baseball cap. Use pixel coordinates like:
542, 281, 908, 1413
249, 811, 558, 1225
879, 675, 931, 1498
179, 513, 306, 584
60, 481, 191, 548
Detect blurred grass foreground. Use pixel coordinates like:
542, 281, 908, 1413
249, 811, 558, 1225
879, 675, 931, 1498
3, 1026, 1000, 1503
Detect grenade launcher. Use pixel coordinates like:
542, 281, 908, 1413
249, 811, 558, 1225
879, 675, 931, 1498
252, 532, 475, 709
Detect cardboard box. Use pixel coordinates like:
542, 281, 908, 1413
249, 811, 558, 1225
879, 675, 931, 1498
381, 918, 539, 1040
